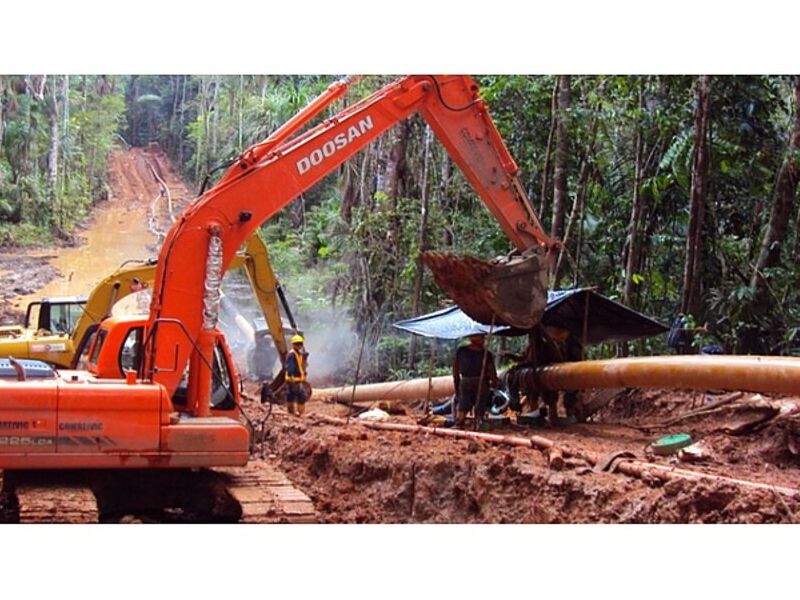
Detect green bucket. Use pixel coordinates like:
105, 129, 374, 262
650, 433, 693, 456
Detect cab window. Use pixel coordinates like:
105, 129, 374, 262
89, 328, 108, 365
119, 327, 144, 375
49, 302, 84, 335
25, 302, 42, 329
172, 343, 236, 411
73, 326, 99, 370
210, 343, 235, 410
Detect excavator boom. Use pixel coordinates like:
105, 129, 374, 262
146, 75, 556, 413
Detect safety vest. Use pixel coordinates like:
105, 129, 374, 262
285, 349, 307, 383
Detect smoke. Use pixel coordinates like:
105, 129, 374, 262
105, 271, 361, 387
218, 271, 360, 386
300, 304, 359, 386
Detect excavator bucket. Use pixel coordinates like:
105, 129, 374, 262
421, 248, 549, 330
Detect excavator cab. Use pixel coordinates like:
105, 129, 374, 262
25, 296, 87, 336
0, 296, 88, 367
84, 315, 240, 416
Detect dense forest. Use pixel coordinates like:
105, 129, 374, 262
1, 74, 799, 380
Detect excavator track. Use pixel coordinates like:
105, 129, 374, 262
219, 458, 317, 523
16, 484, 99, 524
1, 460, 315, 523
3, 471, 99, 524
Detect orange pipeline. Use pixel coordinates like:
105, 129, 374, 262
312, 355, 800, 403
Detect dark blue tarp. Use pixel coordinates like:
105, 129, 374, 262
393, 288, 669, 344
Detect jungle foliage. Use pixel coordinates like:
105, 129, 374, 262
0, 75, 125, 245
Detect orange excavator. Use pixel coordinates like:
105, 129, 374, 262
0, 76, 555, 518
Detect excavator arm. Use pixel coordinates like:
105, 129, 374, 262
145, 75, 556, 414
71, 260, 158, 351
240, 234, 290, 360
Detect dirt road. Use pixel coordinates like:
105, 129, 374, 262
0, 144, 190, 322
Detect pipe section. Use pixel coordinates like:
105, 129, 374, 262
535, 355, 800, 396
313, 355, 800, 403
312, 376, 454, 404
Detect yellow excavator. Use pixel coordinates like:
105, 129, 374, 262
0, 234, 293, 373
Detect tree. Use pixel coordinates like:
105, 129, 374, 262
550, 75, 571, 248
681, 75, 712, 316
45, 76, 59, 209
751, 76, 800, 308
623, 80, 646, 307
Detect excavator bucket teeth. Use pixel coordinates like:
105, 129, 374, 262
421, 248, 548, 329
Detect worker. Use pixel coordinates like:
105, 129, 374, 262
542, 325, 583, 422
667, 314, 708, 355
451, 333, 498, 429
501, 327, 547, 414
285, 334, 309, 416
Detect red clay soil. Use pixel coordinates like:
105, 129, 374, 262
244, 386, 800, 524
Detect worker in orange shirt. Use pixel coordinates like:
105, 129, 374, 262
285, 334, 309, 416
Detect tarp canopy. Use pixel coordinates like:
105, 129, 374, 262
393, 305, 511, 340
392, 288, 669, 344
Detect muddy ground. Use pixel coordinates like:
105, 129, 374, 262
242, 386, 800, 524
1, 145, 799, 524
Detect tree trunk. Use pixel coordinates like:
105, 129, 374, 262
554, 118, 597, 287
0, 76, 6, 150
751, 75, 800, 302
573, 173, 589, 288
178, 75, 187, 167
358, 145, 371, 210
127, 75, 139, 146
195, 77, 207, 182
381, 121, 410, 324
680, 75, 712, 316
46, 77, 59, 208
60, 75, 69, 195
168, 75, 180, 154
211, 77, 220, 159
384, 122, 410, 201
551, 75, 571, 251
408, 126, 433, 370
623, 80, 647, 308
539, 78, 559, 220
441, 155, 454, 247
238, 74, 244, 150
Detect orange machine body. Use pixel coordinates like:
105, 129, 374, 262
0, 316, 249, 470
1, 75, 552, 471
0, 366, 248, 470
